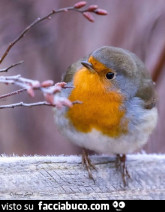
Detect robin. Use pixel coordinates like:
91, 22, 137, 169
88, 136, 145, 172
54, 46, 158, 185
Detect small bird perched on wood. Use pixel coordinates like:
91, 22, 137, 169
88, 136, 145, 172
54, 46, 158, 185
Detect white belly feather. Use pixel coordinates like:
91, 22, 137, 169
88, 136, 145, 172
54, 98, 158, 154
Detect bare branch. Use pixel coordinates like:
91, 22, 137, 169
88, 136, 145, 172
0, 61, 24, 73
0, 1, 105, 109
0, 100, 81, 109
0, 88, 26, 100
0, 101, 54, 109
0, 2, 108, 64
0, 74, 82, 108
0, 75, 40, 89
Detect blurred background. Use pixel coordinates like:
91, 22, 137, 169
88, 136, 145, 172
0, 0, 165, 155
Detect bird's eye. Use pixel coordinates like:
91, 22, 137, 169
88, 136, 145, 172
106, 72, 115, 79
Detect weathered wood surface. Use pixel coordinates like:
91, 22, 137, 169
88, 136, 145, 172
0, 154, 165, 200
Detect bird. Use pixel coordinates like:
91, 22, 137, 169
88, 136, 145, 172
54, 46, 158, 185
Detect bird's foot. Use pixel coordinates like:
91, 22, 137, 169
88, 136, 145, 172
115, 154, 131, 186
82, 149, 96, 182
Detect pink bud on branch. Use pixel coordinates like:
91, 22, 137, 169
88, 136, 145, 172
44, 93, 54, 105
0, 1, 108, 110
41, 80, 54, 88
74, 1, 87, 9
83, 12, 95, 22
87, 5, 98, 12
55, 82, 67, 88
94, 9, 108, 15
27, 88, 35, 97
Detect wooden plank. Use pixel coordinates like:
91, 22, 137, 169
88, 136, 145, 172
0, 154, 165, 200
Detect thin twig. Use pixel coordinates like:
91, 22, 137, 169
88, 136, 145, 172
0, 101, 54, 109
0, 75, 40, 89
0, 2, 106, 109
0, 75, 73, 107
0, 10, 60, 64
0, 61, 24, 73
0, 100, 81, 109
0, 74, 82, 108
0, 88, 26, 100
0, 3, 107, 64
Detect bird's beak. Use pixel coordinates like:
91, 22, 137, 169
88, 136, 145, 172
81, 61, 95, 72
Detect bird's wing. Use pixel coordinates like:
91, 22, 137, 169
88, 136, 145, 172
129, 51, 157, 110
136, 78, 157, 109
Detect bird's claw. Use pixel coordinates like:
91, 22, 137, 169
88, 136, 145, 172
115, 154, 131, 186
82, 149, 96, 182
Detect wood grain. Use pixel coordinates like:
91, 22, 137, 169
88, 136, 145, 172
0, 154, 165, 200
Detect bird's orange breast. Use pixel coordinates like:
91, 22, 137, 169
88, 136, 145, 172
66, 68, 128, 137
